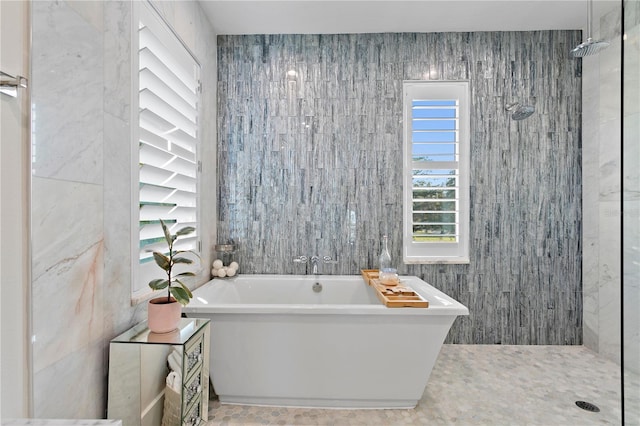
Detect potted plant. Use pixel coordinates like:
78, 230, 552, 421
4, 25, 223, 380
147, 219, 199, 333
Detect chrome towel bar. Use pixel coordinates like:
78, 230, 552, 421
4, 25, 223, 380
1, 70, 28, 98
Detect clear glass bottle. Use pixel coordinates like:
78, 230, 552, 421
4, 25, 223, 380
379, 235, 392, 271
378, 235, 398, 285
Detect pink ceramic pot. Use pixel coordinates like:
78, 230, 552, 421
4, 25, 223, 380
148, 296, 182, 333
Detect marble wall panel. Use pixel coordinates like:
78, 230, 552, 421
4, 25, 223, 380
582, 5, 623, 365
33, 342, 105, 419
30, 0, 217, 419
582, 235, 599, 350
217, 31, 583, 345
600, 117, 622, 200
103, 1, 131, 122
31, 177, 104, 417
66, 0, 104, 32
102, 108, 143, 336
598, 201, 622, 364
31, 2, 107, 418
31, 1, 103, 185
623, 199, 640, 373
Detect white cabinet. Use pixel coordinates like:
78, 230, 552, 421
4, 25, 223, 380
107, 318, 210, 425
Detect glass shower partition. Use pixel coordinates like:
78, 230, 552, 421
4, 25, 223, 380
623, 0, 640, 423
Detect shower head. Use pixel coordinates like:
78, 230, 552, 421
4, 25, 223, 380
506, 103, 535, 121
570, 38, 610, 57
571, 0, 609, 58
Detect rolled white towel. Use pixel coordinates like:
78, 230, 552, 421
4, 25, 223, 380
166, 371, 181, 392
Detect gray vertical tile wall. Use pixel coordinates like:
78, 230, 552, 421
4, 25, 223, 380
216, 31, 583, 345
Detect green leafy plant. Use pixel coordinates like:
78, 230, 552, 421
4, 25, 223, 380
148, 219, 199, 305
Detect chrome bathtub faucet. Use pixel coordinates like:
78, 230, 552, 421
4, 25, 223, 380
309, 256, 322, 275
315, 256, 338, 274
322, 255, 338, 265
293, 255, 338, 275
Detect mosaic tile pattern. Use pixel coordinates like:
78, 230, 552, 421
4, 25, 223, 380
216, 31, 583, 345
206, 345, 633, 425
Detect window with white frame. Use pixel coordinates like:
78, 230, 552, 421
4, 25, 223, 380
133, 1, 201, 299
402, 81, 470, 264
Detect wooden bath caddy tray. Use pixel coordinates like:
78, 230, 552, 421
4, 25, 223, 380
360, 269, 429, 308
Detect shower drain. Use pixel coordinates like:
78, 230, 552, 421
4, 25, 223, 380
575, 401, 600, 412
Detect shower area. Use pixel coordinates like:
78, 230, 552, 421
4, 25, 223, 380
0, 0, 638, 423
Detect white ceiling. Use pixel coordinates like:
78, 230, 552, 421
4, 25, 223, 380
199, 0, 619, 35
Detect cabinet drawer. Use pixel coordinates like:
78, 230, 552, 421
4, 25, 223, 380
183, 331, 204, 380
182, 367, 203, 414
182, 397, 203, 426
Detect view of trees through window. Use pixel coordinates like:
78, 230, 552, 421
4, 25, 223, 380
411, 99, 458, 242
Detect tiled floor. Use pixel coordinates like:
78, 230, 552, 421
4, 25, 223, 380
206, 344, 637, 425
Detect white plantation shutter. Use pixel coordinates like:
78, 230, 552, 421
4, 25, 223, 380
133, 2, 201, 299
403, 81, 469, 264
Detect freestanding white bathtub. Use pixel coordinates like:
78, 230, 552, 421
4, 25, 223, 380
182, 274, 468, 409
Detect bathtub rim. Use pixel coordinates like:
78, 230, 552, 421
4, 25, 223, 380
183, 274, 469, 316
